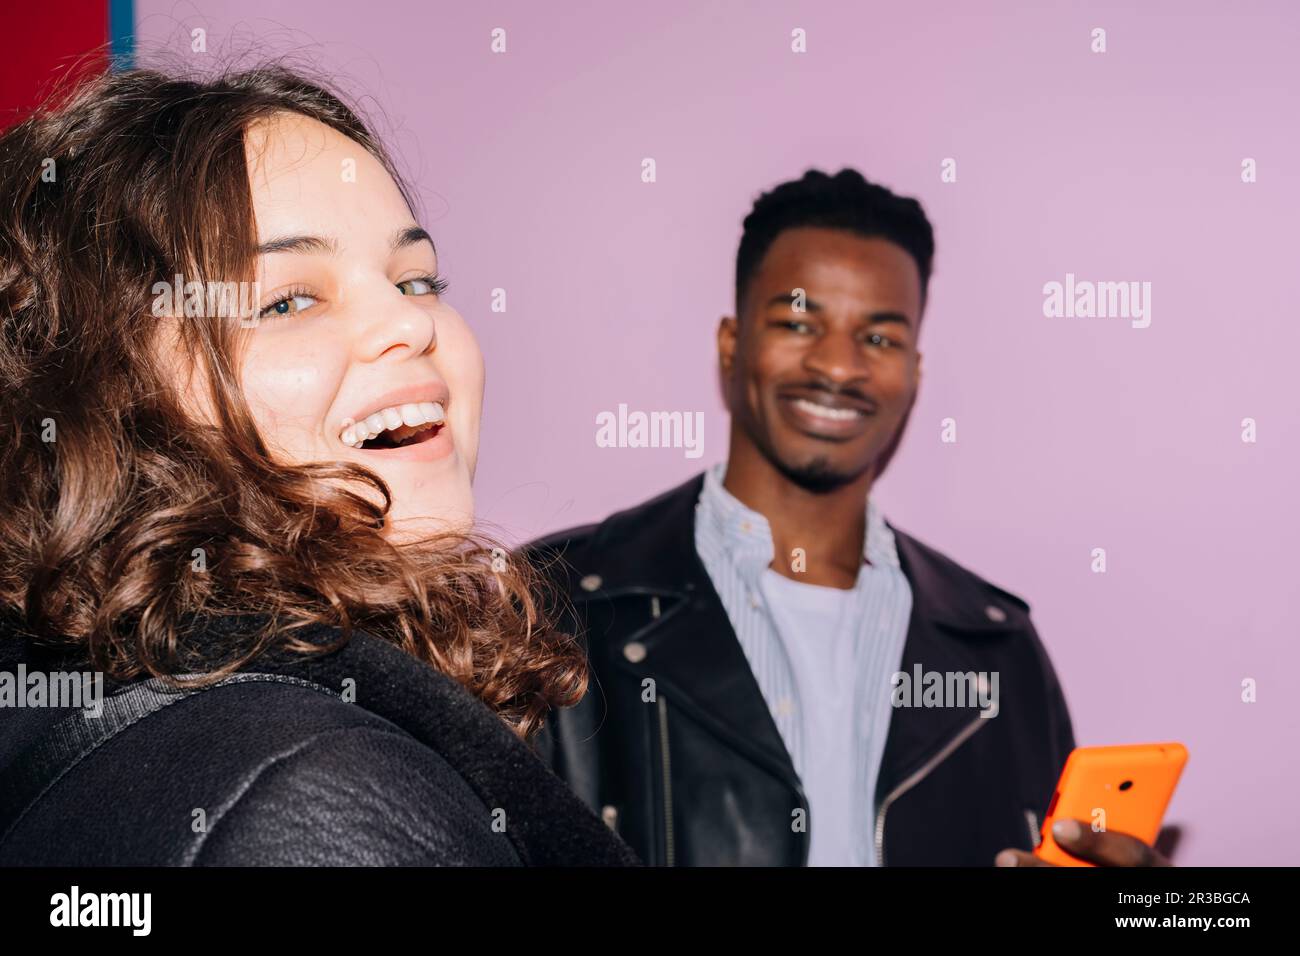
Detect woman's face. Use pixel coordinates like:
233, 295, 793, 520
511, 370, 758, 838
236, 112, 483, 536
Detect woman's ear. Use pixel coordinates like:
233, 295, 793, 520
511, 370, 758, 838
148, 314, 223, 432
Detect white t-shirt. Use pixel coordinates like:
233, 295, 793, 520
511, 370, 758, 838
758, 567, 862, 867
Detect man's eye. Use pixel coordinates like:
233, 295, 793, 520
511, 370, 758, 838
866, 332, 895, 348
397, 275, 448, 297
259, 292, 318, 318
782, 319, 814, 333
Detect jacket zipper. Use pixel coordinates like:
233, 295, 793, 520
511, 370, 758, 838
657, 695, 675, 867
874, 715, 988, 866
798, 785, 810, 866
1025, 808, 1042, 848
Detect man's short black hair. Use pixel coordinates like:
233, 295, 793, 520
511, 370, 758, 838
735, 168, 935, 314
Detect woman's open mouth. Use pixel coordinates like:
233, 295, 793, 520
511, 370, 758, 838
360, 420, 443, 450
341, 401, 446, 450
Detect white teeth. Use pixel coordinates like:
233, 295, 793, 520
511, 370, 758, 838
793, 397, 862, 422
340, 401, 447, 447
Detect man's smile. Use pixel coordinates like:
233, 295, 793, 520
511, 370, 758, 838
775, 385, 878, 440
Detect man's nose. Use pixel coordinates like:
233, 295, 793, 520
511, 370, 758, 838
803, 328, 868, 384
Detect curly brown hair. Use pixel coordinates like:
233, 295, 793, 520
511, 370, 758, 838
0, 64, 585, 739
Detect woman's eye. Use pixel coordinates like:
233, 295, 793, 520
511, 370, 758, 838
397, 275, 447, 297
259, 293, 317, 318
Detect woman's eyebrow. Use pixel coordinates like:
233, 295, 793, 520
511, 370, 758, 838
254, 227, 433, 257
393, 225, 435, 253
256, 234, 339, 256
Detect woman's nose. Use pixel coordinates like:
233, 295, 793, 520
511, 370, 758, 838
353, 286, 438, 362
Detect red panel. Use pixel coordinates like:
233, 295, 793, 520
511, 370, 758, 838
0, 0, 109, 130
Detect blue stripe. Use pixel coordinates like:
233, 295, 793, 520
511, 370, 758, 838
109, 0, 134, 70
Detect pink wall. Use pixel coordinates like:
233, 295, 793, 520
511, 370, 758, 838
135, 0, 1300, 865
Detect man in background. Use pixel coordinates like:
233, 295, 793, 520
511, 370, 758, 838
530, 169, 1167, 868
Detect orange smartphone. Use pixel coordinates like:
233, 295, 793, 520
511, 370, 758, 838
1035, 742, 1188, 866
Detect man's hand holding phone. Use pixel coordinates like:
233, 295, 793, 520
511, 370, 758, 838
994, 742, 1187, 868
995, 819, 1171, 867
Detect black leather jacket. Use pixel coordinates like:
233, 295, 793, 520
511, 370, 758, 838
529, 474, 1076, 866
0, 618, 638, 866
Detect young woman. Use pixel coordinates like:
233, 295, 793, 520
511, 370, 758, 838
0, 65, 637, 866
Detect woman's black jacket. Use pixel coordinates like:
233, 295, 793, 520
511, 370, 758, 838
0, 617, 639, 866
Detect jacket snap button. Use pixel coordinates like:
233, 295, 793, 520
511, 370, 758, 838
579, 574, 602, 592
984, 604, 1007, 623
623, 641, 647, 663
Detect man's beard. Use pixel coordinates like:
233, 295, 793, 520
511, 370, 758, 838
768, 451, 865, 494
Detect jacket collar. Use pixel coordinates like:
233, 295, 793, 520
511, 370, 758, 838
694, 461, 903, 581
577, 472, 1014, 632
570, 472, 1020, 801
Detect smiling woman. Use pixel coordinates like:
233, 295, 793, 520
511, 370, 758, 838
0, 64, 637, 866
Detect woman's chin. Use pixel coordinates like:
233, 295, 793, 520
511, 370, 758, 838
383, 503, 475, 543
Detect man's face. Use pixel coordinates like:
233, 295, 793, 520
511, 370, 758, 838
719, 226, 923, 491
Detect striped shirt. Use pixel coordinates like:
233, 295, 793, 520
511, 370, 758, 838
693, 462, 913, 866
